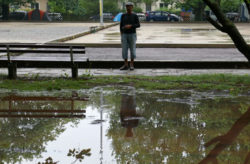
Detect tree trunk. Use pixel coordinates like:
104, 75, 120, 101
194, 2, 206, 21
2, 3, 9, 20
203, 0, 250, 62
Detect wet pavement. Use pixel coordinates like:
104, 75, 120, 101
67, 23, 250, 44
0, 87, 250, 163
1, 47, 245, 61
1, 47, 250, 76
1, 22, 250, 164
85, 47, 246, 61
2, 68, 250, 77
0, 22, 113, 43
0, 22, 250, 76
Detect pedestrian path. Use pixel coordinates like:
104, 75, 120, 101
0, 22, 249, 77
1, 68, 250, 77
67, 23, 250, 45
0, 22, 113, 43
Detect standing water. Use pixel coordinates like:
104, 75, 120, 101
0, 86, 250, 164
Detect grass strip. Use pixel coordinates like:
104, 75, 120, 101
0, 74, 250, 94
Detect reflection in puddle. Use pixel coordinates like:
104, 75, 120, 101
181, 28, 217, 33
199, 106, 250, 164
0, 94, 88, 118
104, 32, 120, 41
120, 88, 141, 138
0, 88, 250, 163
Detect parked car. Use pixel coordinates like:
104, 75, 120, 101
169, 14, 183, 22
48, 13, 63, 21
9, 11, 27, 20
146, 11, 170, 21
136, 13, 146, 21
226, 12, 239, 21
90, 13, 114, 21
205, 10, 217, 21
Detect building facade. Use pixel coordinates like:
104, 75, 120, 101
35, 0, 48, 12
20, 0, 48, 12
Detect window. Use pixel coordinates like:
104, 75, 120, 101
155, 12, 161, 16
163, 12, 169, 16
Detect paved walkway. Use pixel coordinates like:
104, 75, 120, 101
0, 22, 112, 43
0, 22, 250, 77
84, 48, 246, 61
67, 23, 250, 44
2, 47, 245, 61
2, 68, 250, 77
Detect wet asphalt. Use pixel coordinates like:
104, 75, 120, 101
0, 22, 249, 76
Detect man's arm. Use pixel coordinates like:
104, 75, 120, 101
132, 14, 140, 29
120, 14, 124, 33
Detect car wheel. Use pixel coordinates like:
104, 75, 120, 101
150, 19, 154, 22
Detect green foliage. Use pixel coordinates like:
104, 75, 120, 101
0, 0, 34, 5
133, 6, 143, 13
170, 0, 243, 20
78, 0, 98, 16
142, 0, 156, 5
239, 103, 249, 114
38, 157, 58, 164
0, 0, 35, 19
0, 117, 75, 163
67, 148, 91, 162
48, 0, 85, 16
103, 0, 120, 14
220, 0, 243, 12
48, 0, 119, 17
181, 0, 206, 20
1, 74, 250, 93
157, 7, 182, 15
106, 89, 250, 163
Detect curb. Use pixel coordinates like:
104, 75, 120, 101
1, 60, 249, 69
0, 43, 242, 49
49, 22, 119, 43
79, 43, 239, 48
85, 61, 250, 69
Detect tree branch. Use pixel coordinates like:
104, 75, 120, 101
244, 152, 250, 164
203, 0, 250, 61
199, 107, 250, 164
206, 16, 226, 32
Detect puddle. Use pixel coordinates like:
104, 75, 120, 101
0, 87, 250, 163
103, 32, 121, 41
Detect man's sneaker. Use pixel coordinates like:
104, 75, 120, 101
120, 65, 129, 70
130, 66, 134, 70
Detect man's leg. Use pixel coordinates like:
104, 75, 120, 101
120, 33, 129, 70
128, 33, 137, 70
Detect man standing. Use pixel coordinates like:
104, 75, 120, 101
120, 2, 140, 70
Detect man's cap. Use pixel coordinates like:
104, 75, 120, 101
126, 2, 134, 6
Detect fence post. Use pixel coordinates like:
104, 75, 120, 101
7, 45, 17, 79
70, 46, 78, 79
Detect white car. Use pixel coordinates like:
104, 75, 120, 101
136, 13, 146, 21
205, 10, 217, 21
48, 13, 63, 21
